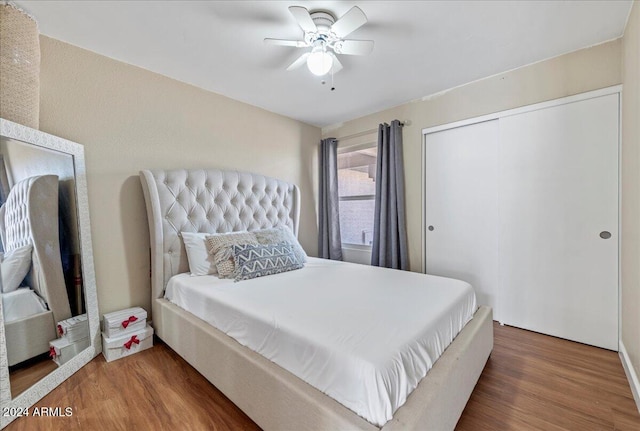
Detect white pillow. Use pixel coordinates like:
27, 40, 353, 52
1, 244, 33, 293
181, 232, 218, 276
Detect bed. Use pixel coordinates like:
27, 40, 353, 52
2, 288, 48, 324
140, 168, 493, 431
1, 175, 72, 366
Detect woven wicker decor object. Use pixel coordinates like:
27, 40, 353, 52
0, 2, 40, 128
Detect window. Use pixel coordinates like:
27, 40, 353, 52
337, 145, 377, 247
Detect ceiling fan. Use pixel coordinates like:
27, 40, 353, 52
265, 6, 374, 76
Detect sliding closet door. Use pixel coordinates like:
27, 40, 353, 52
424, 120, 500, 315
499, 93, 619, 350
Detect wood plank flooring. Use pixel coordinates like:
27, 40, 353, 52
9, 354, 58, 398
5, 322, 640, 431
456, 323, 640, 431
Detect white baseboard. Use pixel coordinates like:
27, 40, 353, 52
619, 340, 640, 413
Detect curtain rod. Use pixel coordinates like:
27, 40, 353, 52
335, 121, 408, 141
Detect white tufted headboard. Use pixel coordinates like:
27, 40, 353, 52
139, 169, 301, 299
1, 175, 72, 324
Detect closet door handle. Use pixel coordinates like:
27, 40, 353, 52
600, 231, 611, 239
428, 225, 435, 231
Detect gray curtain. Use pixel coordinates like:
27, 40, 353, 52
318, 138, 343, 260
371, 120, 408, 270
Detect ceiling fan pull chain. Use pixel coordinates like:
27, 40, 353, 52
331, 67, 335, 91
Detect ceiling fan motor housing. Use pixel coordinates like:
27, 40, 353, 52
310, 11, 336, 34
305, 11, 340, 48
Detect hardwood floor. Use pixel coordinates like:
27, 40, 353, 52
456, 323, 640, 431
9, 354, 58, 397
5, 323, 640, 431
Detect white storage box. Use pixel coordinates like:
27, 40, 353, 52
102, 325, 154, 362
102, 307, 147, 337
57, 313, 89, 342
49, 336, 90, 366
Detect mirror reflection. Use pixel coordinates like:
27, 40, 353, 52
0, 136, 88, 398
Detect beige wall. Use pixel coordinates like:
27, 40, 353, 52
622, 0, 640, 407
37, 36, 321, 316
323, 39, 622, 273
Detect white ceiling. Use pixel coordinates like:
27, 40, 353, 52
16, 1, 633, 127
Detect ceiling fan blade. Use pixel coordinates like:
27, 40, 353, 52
329, 52, 343, 74
286, 52, 310, 71
335, 40, 374, 56
264, 38, 308, 48
288, 6, 317, 33
331, 6, 367, 38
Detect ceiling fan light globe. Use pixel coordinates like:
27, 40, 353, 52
307, 50, 333, 76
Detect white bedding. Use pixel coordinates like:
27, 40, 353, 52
1, 287, 48, 323
165, 257, 476, 427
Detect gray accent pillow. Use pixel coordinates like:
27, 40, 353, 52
232, 242, 303, 282
253, 226, 307, 264
207, 232, 259, 278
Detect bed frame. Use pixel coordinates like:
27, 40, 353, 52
140, 168, 493, 431
2, 175, 72, 366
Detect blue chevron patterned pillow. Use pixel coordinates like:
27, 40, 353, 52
232, 242, 303, 282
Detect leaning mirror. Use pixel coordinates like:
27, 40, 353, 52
0, 119, 99, 428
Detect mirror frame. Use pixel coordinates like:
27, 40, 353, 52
0, 118, 100, 428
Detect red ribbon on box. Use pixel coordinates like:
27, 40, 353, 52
49, 346, 57, 358
57, 324, 64, 336
123, 335, 140, 350
121, 315, 138, 328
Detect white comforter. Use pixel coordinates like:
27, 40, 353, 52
1, 287, 48, 323
165, 257, 476, 427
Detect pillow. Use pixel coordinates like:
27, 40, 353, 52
253, 226, 307, 264
232, 242, 303, 282
0, 204, 6, 251
181, 232, 218, 276
1, 244, 33, 293
206, 232, 259, 278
